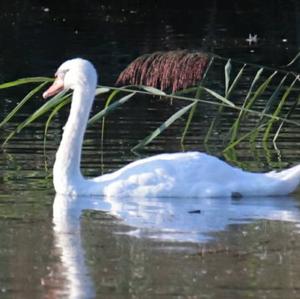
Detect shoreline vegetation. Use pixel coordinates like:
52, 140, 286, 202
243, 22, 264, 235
1, 50, 300, 155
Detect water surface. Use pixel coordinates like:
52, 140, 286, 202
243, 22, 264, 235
1, 1, 300, 298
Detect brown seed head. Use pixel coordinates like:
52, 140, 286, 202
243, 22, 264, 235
116, 50, 209, 93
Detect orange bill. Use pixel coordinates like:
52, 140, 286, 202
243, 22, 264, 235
43, 77, 64, 99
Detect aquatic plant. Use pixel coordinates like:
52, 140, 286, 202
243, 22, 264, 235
116, 50, 209, 93
1, 50, 300, 154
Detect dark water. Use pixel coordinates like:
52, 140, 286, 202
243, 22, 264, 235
1, 1, 300, 298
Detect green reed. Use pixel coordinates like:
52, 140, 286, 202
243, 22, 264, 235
1, 52, 300, 154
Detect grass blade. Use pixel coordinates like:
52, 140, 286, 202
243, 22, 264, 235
227, 64, 246, 98
244, 68, 264, 102
132, 102, 195, 151
180, 86, 203, 144
224, 59, 231, 97
273, 89, 300, 143
204, 104, 225, 144
229, 67, 264, 142
245, 70, 277, 112
263, 76, 297, 141
285, 51, 300, 67
0, 81, 49, 128
43, 98, 71, 154
0, 77, 52, 89
202, 87, 235, 107
100, 85, 300, 125
261, 74, 288, 118
180, 101, 198, 145
142, 86, 166, 96
88, 92, 136, 125
95, 87, 111, 95
97, 89, 134, 151
228, 70, 277, 144
2, 90, 69, 146
224, 123, 268, 152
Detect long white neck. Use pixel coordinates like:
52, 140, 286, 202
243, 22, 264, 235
53, 84, 95, 194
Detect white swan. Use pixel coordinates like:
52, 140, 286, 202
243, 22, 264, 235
43, 58, 300, 198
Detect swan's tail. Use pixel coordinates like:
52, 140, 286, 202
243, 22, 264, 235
268, 164, 300, 194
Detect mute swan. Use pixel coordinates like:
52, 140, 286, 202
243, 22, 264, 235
43, 58, 300, 198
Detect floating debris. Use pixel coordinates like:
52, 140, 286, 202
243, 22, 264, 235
188, 209, 202, 214
246, 33, 258, 46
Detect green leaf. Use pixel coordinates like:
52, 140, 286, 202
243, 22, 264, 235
224, 123, 268, 152
88, 92, 136, 125
142, 85, 166, 96
245, 68, 264, 102
273, 88, 300, 143
260, 74, 287, 117
2, 90, 70, 146
227, 64, 246, 98
0, 77, 52, 89
263, 76, 297, 141
180, 101, 198, 145
229, 67, 264, 142
202, 87, 235, 107
285, 51, 300, 67
248, 71, 277, 116
224, 59, 232, 97
132, 102, 195, 151
0, 81, 48, 127
204, 104, 225, 144
228, 70, 277, 144
95, 87, 111, 95
43, 98, 71, 154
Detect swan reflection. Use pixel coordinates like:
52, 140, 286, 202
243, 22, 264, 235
52, 194, 300, 298
54, 194, 300, 242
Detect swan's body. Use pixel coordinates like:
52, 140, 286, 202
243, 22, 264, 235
44, 58, 300, 198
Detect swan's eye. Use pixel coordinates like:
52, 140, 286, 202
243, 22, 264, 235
55, 69, 69, 79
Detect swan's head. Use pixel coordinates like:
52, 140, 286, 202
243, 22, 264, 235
43, 58, 97, 99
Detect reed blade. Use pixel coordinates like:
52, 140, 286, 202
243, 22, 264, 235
204, 104, 224, 144
142, 86, 166, 96
227, 70, 277, 146
229, 67, 264, 142
0, 77, 52, 89
180, 101, 198, 145
0, 81, 48, 127
2, 90, 69, 146
227, 64, 246, 99
88, 92, 136, 125
43, 98, 72, 154
261, 74, 288, 119
224, 59, 232, 97
263, 76, 297, 142
132, 102, 195, 151
202, 87, 235, 107
223, 123, 268, 152
285, 51, 300, 67
273, 89, 300, 143
95, 87, 111, 95
245, 70, 277, 113
180, 86, 203, 144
